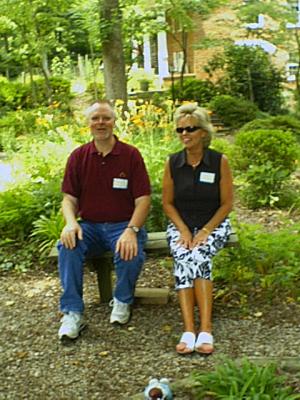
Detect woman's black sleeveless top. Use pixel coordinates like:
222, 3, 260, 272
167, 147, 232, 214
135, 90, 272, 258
169, 148, 222, 231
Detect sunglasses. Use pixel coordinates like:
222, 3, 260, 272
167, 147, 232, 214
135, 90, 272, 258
176, 126, 201, 134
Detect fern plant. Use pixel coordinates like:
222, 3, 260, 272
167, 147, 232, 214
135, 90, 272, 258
30, 211, 64, 256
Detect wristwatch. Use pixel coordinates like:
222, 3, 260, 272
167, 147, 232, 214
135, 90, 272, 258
127, 225, 140, 233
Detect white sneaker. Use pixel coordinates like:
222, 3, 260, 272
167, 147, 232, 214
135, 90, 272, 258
58, 312, 85, 340
109, 298, 131, 325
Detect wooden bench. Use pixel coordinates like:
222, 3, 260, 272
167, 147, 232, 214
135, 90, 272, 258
49, 231, 238, 305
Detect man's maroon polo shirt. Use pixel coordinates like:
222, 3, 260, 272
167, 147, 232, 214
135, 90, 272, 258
62, 138, 151, 222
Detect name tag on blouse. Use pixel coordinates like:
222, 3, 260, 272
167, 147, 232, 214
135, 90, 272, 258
113, 178, 128, 189
199, 172, 215, 183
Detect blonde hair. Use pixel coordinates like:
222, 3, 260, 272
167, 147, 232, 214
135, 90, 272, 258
174, 103, 214, 148
84, 100, 116, 120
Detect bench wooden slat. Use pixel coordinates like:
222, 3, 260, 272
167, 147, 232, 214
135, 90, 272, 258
145, 231, 239, 249
49, 230, 238, 303
49, 231, 238, 258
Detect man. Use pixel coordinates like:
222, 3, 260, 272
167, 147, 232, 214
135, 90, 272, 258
57, 100, 151, 341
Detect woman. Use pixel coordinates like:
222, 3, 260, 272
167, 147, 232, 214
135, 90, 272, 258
162, 104, 233, 355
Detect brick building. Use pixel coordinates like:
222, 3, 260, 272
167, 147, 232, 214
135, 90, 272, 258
137, 1, 299, 89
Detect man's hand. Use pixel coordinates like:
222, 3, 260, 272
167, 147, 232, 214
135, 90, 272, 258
115, 228, 138, 261
60, 222, 83, 249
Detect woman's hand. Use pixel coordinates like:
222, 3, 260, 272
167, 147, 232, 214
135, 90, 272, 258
191, 229, 209, 248
177, 229, 193, 249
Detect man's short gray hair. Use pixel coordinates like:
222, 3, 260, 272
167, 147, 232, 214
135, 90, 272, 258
174, 103, 214, 148
84, 100, 116, 120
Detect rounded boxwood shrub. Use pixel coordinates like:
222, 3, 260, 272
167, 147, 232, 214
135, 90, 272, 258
30, 77, 73, 109
233, 129, 298, 208
240, 114, 300, 142
171, 78, 216, 105
0, 77, 73, 114
0, 80, 29, 114
233, 129, 298, 173
209, 95, 259, 128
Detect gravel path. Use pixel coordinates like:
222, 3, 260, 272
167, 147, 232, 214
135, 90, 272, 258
1, 258, 300, 399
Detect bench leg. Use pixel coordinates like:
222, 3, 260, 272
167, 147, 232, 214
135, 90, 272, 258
90, 258, 113, 303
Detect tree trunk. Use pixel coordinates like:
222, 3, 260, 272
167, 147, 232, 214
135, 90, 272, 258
179, 31, 188, 91
247, 67, 254, 102
89, 41, 99, 101
4, 35, 10, 79
99, 0, 127, 107
28, 62, 37, 106
294, 30, 300, 97
41, 51, 52, 103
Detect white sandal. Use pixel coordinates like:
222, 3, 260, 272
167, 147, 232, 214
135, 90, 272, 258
176, 332, 196, 354
195, 332, 214, 355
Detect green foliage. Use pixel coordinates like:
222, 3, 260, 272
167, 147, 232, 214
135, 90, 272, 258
193, 357, 300, 399
0, 80, 29, 114
209, 95, 259, 128
42, 77, 74, 108
0, 107, 73, 152
206, 45, 284, 115
0, 0, 79, 80
232, 129, 298, 208
86, 80, 105, 101
0, 77, 73, 114
234, 129, 298, 173
0, 121, 82, 242
171, 78, 216, 105
240, 163, 292, 208
131, 129, 181, 231
214, 222, 300, 296
0, 178, 62, 241
0, 241, 38, 273
30, 211, 64, 256
276, 177, 300, 209
210, 137, 235, 163
240, 114, 300, 143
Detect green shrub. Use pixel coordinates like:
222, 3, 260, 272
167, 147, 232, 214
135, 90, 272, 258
214, 222, 300, 297
28, 77, 73, 109
0, 77, 73, 114
240, 114, 300, 143
171, 78, 216, 105
150, 92, 170, 111
193, 357, 299, 399
206, 44, 285, 114
30, 210, 64, 256
276, 177, 300, 209
0, 178, 62, 241
0, 241, 38, 273
0, 113, 34, 152
209, 95, 259, 128
0, 80, 29, 114
234, 129, 298, 173
232, 129, 298, 208
239, 163, 292, 208
131, 129, 181, 231
211, 138, 234, 163
0, 108, 79, 153
86, 81, 105, 101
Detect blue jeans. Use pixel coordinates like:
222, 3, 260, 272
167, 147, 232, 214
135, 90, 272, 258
58, 220, 147, 313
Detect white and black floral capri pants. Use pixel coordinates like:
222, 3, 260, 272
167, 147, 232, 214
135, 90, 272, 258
166, 218, 232, 290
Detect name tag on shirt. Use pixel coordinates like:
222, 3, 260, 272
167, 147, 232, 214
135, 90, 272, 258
199, 172, 215, 184
113, 178, 128, 189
